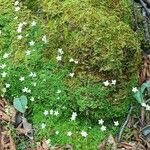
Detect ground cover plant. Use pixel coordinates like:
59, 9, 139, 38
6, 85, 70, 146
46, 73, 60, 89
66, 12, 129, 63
0, 0, 144, 149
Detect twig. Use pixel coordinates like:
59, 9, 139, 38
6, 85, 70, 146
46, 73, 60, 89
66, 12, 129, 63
139, 0, 150, 15
146, 97, 150, 103
141, 107, 145, 125
117, 106, 134, 142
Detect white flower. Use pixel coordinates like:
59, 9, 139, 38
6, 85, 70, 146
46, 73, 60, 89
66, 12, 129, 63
146, 105, 150, 111
41, 123, 46, 129
100, 125, 106, 131
98, 119, 104, 125
15, 6, 20, 11
81, 131, 88, 137
71, 116, 76, 121
132, 87, 138, 93
19, 76, 25, 81
54, 111, 59, 116
44, 110, 49, 116
14, 1, 19, 6
18, 23, 23, 27
69, 72, 75, 77
55, 131, 59, 135
25, 106, 28, 109
29, 41, 35, 46
69, 58, 74, 62
114, 121, 119, 126
26, 50, 31, 56
42, 35, 47, 43
17, 27, 22, 33
1, 72, 7, 78
5, 83, 10, 88
74, 60, 79, 64
27, 89, 31, 93
72, 112, 77, 117
56, 90, 61, 94
3, 53, 9, 59
50, 109, 54, 115
30, 97, 34, 102
22, 87, 28, 93
111, 80, 116, 85
103, 80, 109, 86
69, 58, 79, 64
71, 112, 77, 121
17, 35, 22, 40
29, 72, 36, 77
56, 55, 62, 61
31, 21, 37, 27
67, 131, 72, 136
58, 48, 64, 55
0, 64, 6, 69
22, 87, 31, 93
141, 103, 146, 107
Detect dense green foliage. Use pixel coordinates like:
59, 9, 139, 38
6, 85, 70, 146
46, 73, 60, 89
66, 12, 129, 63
0, 0, 141, 149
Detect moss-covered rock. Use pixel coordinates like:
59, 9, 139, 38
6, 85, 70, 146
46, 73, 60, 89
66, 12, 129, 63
0, 0, 141, 122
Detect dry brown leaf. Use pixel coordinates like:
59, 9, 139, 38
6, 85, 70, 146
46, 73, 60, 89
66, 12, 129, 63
0, 110, 11, 122
9, 107, 17, 123
120, 142, 133, 150
35, 140, 51, 150
0, 127, 16, 150
139, 54, 150, 84
97, 139, 106, 150
15, 117, 34, 140
22, 117, 33, 140
0, 98, 16, 124
65, 144, 73, 150
136, 142, 147, 150
16, 127, 26, 135
8, 135, 16, 150
98, 134, 117, 150
54, 145, 64, 150
107, 134, 117, 150
0, 98, 7, 107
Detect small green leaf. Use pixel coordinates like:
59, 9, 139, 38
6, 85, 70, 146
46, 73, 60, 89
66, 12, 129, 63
20, 95, 27, 107
140, 82, 150, 93
13, 95, 28, 113
133, 91, 144, 104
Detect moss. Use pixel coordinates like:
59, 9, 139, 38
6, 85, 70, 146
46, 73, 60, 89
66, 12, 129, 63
0, 1, 142, 147
0, 0, 141, 117
38, 0, 141, 78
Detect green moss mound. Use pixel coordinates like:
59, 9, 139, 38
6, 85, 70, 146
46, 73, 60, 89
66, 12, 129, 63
0, 0, 141, 120
0, 0, 141, 148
